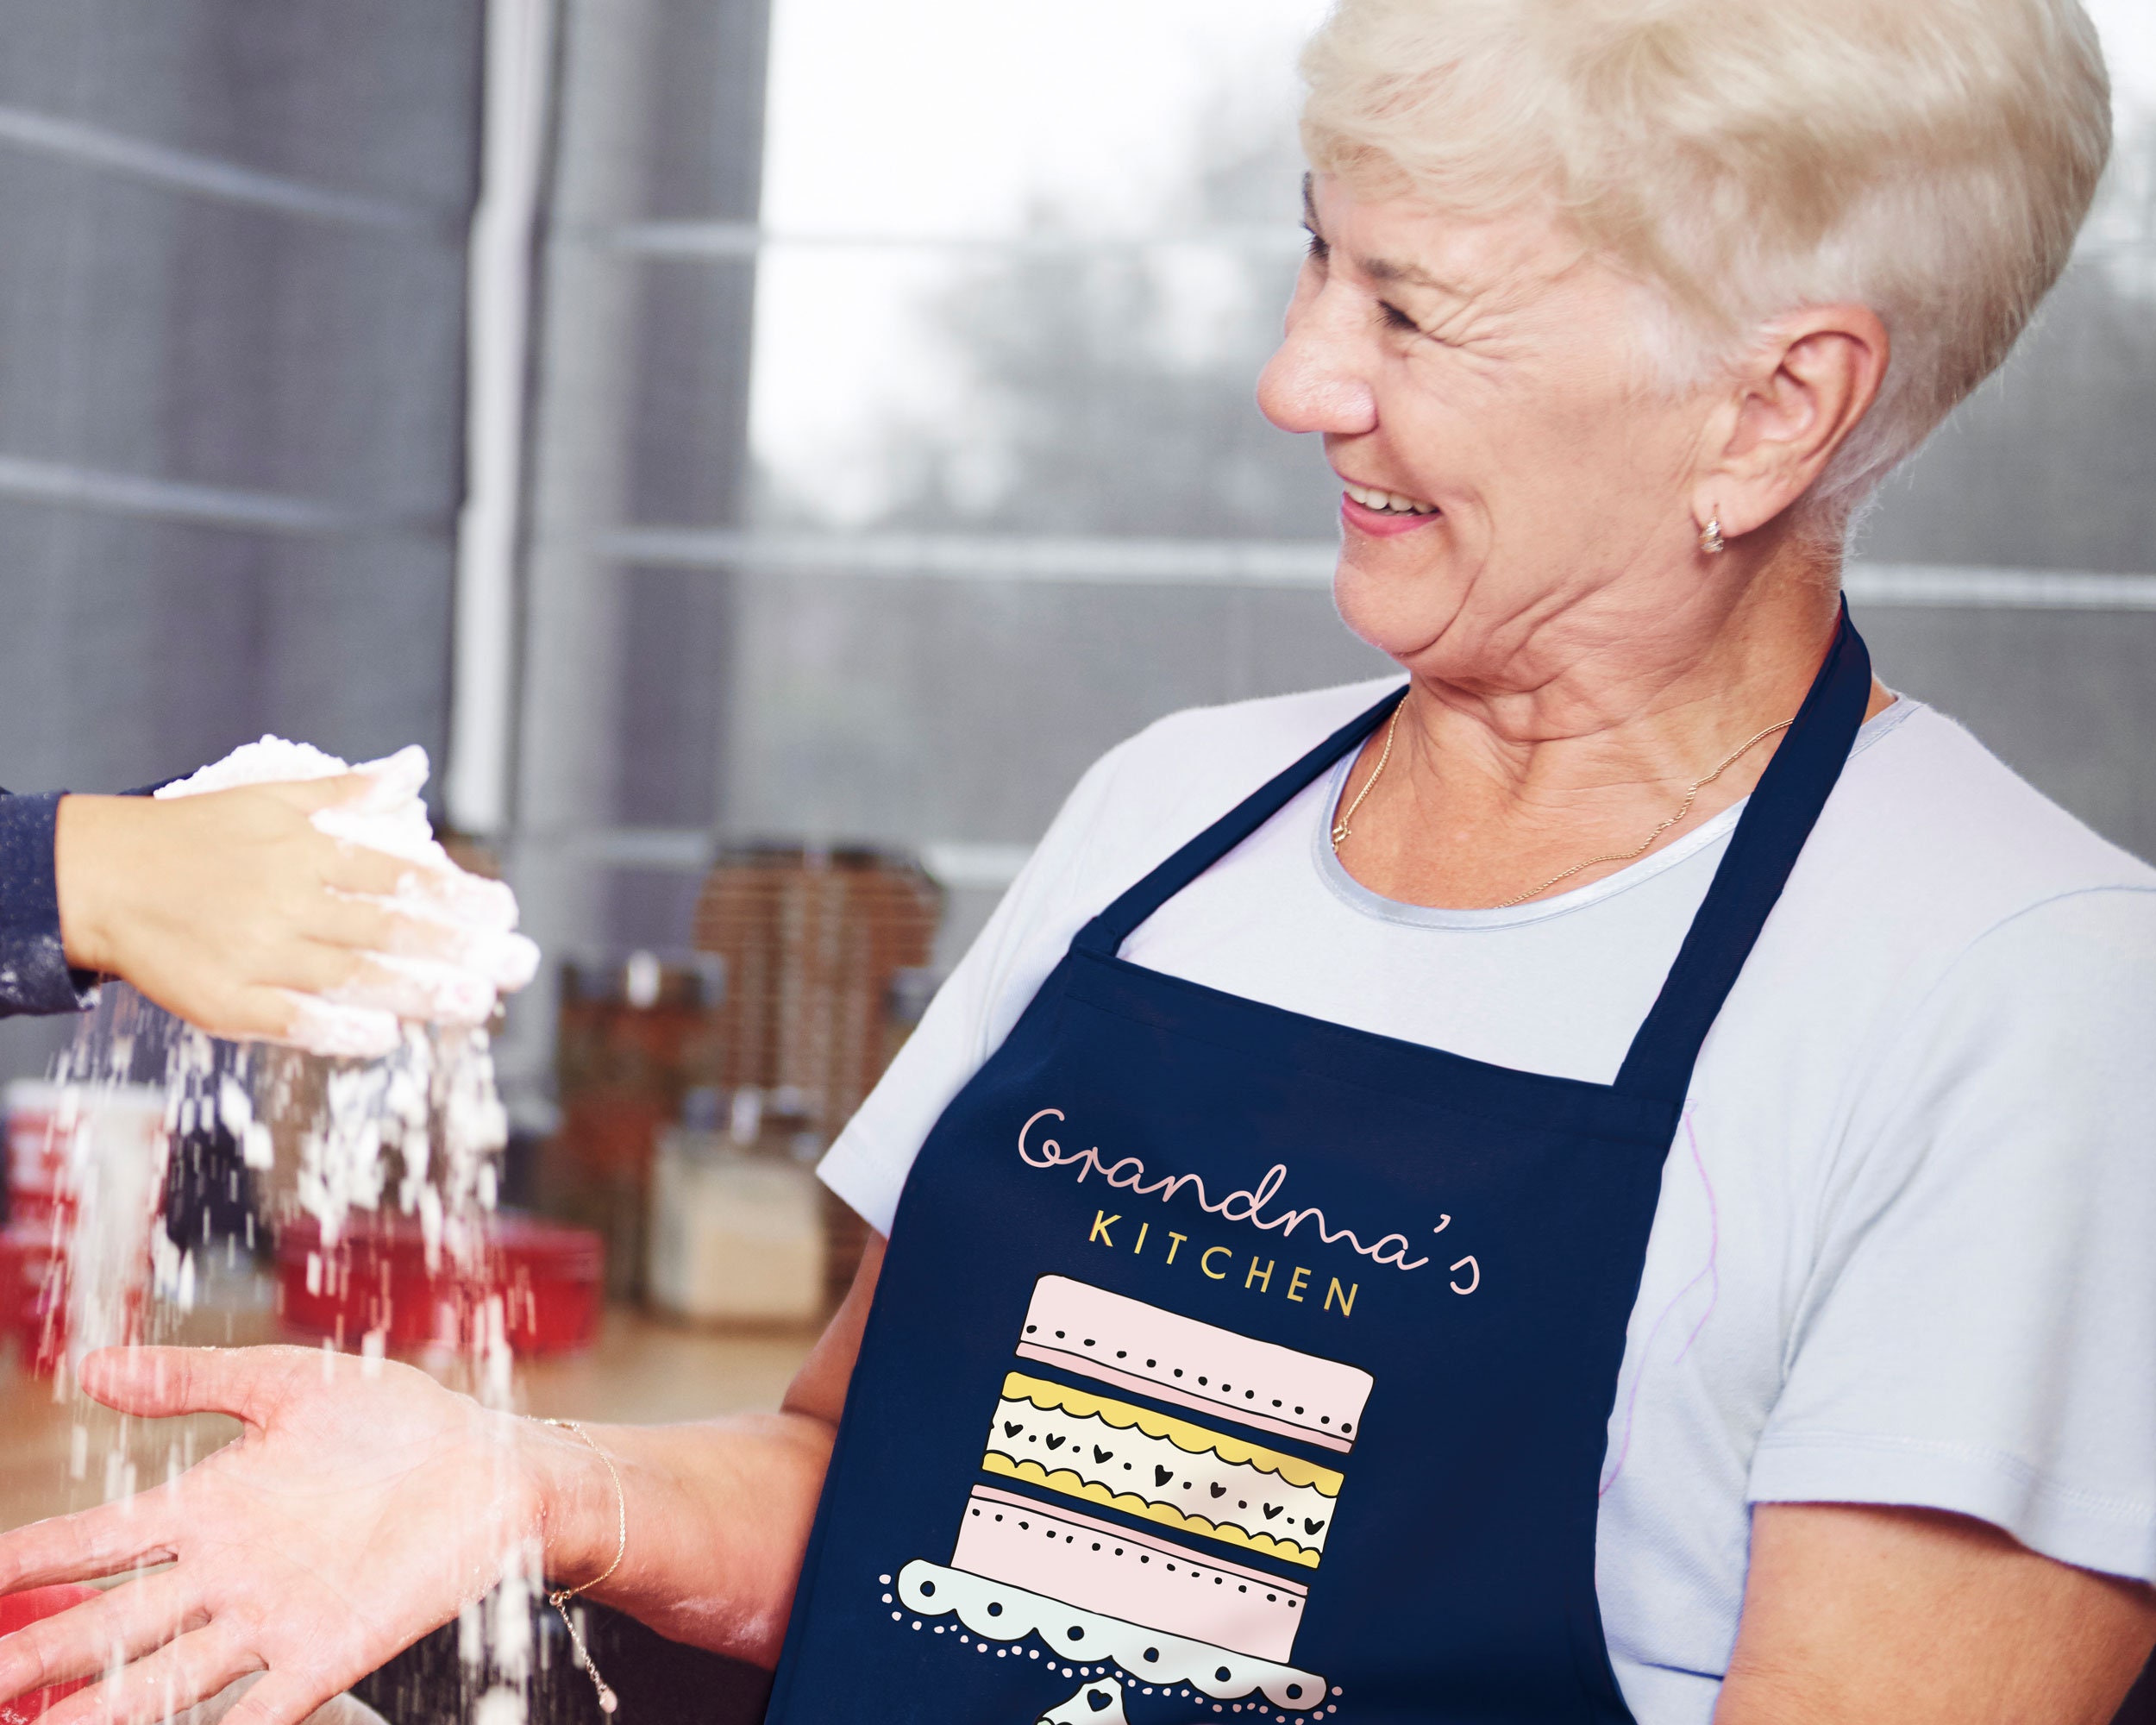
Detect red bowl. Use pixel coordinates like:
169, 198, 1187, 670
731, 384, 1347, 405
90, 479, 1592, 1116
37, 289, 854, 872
0, 1584, 100, 1723
276, 1208, 603, 1356
0, 1222, 62, 1377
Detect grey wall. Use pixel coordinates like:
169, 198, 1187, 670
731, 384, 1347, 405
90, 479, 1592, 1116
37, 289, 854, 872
0, 0, 481, 794
1852, 248, 2156, 861
1852, 605, 2156, 862
0, 0, 483, 1076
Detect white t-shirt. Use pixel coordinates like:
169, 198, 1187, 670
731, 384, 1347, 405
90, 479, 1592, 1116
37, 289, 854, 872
818, 677, 2156, 1725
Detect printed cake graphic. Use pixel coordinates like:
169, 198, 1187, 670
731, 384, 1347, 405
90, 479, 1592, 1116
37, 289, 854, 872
895, 1276, 1373, 1720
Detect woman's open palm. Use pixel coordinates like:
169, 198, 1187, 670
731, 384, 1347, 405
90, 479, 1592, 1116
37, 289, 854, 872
0, 1346, 536, 1725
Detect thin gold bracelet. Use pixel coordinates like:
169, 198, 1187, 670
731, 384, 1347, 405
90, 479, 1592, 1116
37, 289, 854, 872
542, 1418, 626, 1716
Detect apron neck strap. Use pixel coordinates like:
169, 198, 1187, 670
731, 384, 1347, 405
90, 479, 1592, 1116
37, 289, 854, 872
1072, 605, 1871, 1113
1072, 687, 1408, 957
1613, 604, 1871, 1103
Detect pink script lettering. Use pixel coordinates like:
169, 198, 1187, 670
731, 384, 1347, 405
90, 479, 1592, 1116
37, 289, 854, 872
1018, 1107, 1442, 1275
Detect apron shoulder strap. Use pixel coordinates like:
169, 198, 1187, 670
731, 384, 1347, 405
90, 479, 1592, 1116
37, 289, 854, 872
1613, 608, 1872, 1104
1073, 686, 1408, 957
1070, 612, 1869, 1113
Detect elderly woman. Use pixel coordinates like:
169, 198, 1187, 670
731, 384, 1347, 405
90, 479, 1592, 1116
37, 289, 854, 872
3, 0, 2154, 1721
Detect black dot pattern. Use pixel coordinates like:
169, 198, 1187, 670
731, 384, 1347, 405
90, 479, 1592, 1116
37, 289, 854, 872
1021, 1298, 1370, 1441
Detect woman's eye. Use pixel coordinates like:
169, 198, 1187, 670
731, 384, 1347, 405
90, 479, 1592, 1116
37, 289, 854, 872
1379, 301, 1422, 335
1303, 229, 1328, 265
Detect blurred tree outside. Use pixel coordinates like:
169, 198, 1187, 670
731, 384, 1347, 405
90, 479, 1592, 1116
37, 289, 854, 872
851, 119, 1335, 539
830, 121, 2156, 570
724, 112, 2156, 907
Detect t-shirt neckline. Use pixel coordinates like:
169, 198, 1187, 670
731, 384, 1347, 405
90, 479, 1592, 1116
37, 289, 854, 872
1311, 694, 1919, 932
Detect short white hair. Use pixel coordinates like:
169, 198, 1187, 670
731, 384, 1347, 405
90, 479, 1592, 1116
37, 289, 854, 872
1300, 0, 2113, 527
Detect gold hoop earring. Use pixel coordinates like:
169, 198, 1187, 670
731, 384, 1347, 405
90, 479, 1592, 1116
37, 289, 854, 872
1700, 514, 1725, 555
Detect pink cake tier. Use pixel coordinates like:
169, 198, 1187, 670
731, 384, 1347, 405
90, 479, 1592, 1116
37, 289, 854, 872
1014, 1276, 1373, 1453
951, 1484, 1309, 1659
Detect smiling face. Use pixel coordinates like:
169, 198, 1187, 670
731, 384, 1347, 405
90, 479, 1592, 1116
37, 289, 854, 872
1257, 176, 1733, 697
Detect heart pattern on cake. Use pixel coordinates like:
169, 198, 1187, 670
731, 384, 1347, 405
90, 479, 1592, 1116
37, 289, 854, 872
982, 1376, 1344, 1565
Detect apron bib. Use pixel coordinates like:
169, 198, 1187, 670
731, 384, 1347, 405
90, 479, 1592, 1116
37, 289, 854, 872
767, 615, 1873, 1723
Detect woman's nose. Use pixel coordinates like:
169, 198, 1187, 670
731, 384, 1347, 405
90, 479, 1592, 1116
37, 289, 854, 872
1257, 292, 1378, 436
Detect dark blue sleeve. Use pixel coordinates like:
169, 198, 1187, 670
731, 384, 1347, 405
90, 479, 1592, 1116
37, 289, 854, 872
0, 789, 100, 1017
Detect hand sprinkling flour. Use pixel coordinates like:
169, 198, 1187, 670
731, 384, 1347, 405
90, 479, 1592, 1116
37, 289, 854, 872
145, 737, 539, 1057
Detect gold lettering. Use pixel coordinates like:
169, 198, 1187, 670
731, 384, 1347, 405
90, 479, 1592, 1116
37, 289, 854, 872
1165, 1231, 1187, 1264
1245, 1258, 1275, 1293
1133, 1221, 1149, 1255
1200, 1245, 1232, 1281
1286, 1265, 1311, 1303
1325, 1277, 1358, 1318
1089, 1211, 1120, 1247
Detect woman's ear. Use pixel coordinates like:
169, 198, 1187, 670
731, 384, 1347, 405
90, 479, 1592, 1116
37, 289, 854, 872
1699, 304, 1890, 539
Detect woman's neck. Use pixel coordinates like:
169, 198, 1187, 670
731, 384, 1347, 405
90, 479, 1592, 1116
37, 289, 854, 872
1332, 554, 1880, 910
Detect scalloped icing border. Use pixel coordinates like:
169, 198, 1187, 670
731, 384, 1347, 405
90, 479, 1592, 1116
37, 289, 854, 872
981, 1452, 1323, 1568
894, 1560, 1332, 1709
1003, 1374, 1343, 1494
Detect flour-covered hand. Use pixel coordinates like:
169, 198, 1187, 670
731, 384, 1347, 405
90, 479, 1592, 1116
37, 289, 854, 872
55, 752, 536, 1055
0, 1346, 542, 1725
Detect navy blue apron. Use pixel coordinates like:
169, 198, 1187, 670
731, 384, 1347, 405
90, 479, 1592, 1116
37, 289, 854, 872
768, 614, 1872, 1723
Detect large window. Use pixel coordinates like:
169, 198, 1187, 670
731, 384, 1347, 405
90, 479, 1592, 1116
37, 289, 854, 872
0, 3, 2143, 1113
502, 1, 2153, 1102
731, 0, 2156, 900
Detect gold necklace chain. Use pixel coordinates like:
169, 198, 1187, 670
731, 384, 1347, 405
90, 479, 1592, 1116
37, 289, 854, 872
1330, 700, 1796, 909
1330, 701, 1402, 849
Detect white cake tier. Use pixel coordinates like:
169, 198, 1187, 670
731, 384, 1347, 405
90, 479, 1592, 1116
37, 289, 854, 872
896, 1556, 1331, 1710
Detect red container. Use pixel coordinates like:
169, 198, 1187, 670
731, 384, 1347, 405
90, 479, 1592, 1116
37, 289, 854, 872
0, 1221, 27, 1341
276, 1209, 603, 1356
3, 1082, 68, 1232
0, 1220, 61, 1372
0, 1584, 99, 1723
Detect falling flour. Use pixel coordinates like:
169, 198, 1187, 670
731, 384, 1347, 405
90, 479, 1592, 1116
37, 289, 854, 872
34, 736, 538, 1385
15, 737, 558, 1718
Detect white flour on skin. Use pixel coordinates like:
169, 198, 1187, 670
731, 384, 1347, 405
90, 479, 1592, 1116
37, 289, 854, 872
49, 726, 532, 1353
40, 993, 536, 1709
156, 737, 538, 1060
42, 735, 538, 1362
148, 736, 527, 1291
32, 736, 547, 1711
